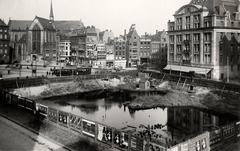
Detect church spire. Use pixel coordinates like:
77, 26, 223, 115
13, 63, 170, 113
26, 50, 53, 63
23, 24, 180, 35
49, 0, 54, 22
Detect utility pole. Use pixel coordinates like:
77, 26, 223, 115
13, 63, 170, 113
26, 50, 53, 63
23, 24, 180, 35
227, 56, 229, 83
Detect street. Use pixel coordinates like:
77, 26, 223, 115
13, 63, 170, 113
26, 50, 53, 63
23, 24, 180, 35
0, 115, 68, 151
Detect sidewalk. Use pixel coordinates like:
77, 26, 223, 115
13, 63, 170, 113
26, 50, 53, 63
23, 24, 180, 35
0, 104, 107, 151
0, 115, 68, 151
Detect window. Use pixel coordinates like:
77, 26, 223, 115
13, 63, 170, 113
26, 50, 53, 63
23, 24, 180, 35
185, 34, 191, 41
15, 35, 18, 41
204, 33, 211, 42
0, 34, 2, 39
0, 49, 2, 54
176, 35, 182, 44
169, 44, 174, 53
193, 34, 200, 42
186, 16, 191, 29
169, 35, 175, 43
238, 64, 240, 71
193, 14, 200, 28
176, 17, 182, 30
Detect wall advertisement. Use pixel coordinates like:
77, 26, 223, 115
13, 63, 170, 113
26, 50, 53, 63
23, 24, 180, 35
97, 124, 112, 145
114, 130, 129, 150
58, 111, 68, 127
48, 107, 58, 123
69, 114, 82, 131
82, 119, 96, 137
36, 103, 48, 116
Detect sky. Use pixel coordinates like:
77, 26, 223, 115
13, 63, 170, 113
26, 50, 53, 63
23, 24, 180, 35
0, 0, 190, 36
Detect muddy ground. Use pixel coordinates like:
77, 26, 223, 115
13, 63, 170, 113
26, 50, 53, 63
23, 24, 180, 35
13, 78, 240, 118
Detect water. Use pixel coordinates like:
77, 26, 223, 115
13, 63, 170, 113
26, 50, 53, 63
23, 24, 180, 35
38, 96, 238, 141
39, 98, 168, 130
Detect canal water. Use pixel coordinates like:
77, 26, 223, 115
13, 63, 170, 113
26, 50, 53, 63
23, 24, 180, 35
38, 96, 238, 141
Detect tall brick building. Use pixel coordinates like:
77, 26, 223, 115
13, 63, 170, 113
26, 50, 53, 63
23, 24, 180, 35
166, 0, 240, 80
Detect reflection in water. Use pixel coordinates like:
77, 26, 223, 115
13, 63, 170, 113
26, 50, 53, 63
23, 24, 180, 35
39, 96, 238, 143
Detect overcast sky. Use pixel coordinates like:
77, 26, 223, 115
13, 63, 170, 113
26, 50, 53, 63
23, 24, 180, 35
0, 0, 190, 36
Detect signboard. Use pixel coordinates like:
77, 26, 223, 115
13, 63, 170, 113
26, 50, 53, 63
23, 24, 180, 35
114, 131, 129, 149
149, 141, 166, 151
18, 97, 25, 108
209, 129, 221, 146
48, 107, 58, 123
25, 99, 35, 111
222, 123, 235, 139
36, 103, 48, 116
97, 124, 112, 145
236, 121, 240, 137
168, 132, 210, 151
69, 114, 82, 131
11, 94, 19, 105
58, 111, 69, 127
130, 136, 137, 150
188, 132, 210, 151
5, 93, 11, 104
82, 119, 96, 137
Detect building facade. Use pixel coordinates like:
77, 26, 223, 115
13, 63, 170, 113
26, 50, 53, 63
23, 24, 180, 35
139, 36, 151, 64
150, 30, 168, 70
114, 36, 127, 69
70, 29, 86, 66
8, 0, 84, 65
166, 0, 240, 80
106, 43, 114, 68
0, 19, 9, 64
94, 43, 106, 68
99, 30, 114, 44
126, 24, 140, 67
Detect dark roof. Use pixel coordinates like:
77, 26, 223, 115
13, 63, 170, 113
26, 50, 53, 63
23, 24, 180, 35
8, 20, 32, 30
36, 16, 55, 30
0, 19, 7, 26
55, 20, 84, 31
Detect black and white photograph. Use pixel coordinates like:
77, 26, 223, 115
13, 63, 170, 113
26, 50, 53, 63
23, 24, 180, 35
0, 0, 240, 150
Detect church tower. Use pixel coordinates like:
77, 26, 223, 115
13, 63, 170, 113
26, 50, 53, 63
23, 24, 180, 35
49, 0, 54, 22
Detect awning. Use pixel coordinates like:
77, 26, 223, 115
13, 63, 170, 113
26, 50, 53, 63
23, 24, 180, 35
164, 65, 212, 75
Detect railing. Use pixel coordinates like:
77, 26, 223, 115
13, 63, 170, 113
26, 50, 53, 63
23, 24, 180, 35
1, 90, 239, 151
1, 73, 240, 151
0, 89, 167, 151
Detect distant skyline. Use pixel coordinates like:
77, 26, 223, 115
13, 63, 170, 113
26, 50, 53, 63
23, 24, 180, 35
0, 0, 190, 36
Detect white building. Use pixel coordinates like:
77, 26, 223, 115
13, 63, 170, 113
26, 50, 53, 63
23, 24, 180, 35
93, 43, 106, 68
58, 40, 71, 64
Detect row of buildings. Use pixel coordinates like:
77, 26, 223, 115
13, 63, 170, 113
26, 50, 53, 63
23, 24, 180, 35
1, 0, 239, 80
0, 1, 168, 70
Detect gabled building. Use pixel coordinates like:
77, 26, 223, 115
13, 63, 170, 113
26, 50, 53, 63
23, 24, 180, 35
126, 24, 140, 67
8, 0, 85, 65
28, 16, 57, 62
166, 0, 240, 80
8, 20, 31, 63
99, 30, 114, 44
0, 19, 9, 64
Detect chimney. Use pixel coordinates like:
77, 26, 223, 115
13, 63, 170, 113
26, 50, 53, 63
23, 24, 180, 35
156, 30, 158, 34
124, 29, 127, 40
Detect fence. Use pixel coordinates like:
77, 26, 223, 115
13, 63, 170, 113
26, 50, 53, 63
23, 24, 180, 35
144, 70, 240, 93
0, 90, 239, 151
0, 89, 167, 151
